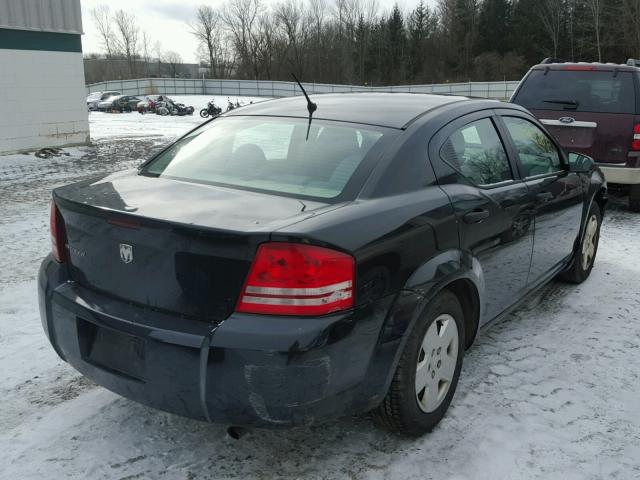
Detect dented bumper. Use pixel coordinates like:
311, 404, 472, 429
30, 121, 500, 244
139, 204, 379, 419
38, 255, 405, 428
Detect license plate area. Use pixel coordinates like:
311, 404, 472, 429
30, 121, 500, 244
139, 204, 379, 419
77, 318, 146, 381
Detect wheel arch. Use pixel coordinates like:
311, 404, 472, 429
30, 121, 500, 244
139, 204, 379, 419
442, 278, 480, 350
368, 254, 483, 410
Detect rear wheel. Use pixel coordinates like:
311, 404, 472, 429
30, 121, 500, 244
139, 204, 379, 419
559, 203, 601, 284
629, 185, 640, 212
372, 290, 465, 436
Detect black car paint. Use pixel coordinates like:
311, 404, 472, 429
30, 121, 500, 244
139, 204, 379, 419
38, 94, 606, 428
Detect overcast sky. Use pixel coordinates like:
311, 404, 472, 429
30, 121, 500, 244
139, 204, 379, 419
80, 0, 437, 63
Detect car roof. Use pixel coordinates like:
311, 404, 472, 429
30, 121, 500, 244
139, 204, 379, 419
224, 93, 471, 129
531, 62, 640, 72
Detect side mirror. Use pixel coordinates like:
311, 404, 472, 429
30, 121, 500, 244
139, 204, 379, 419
568, 152, 595, 173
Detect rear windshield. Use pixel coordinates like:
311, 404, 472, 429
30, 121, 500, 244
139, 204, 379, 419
513, 70, 636, 114
142, 116, 387, 199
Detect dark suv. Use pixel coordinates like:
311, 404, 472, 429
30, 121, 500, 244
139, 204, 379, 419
511, 59, 640, 210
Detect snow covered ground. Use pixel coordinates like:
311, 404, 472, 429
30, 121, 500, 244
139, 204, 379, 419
1, 112, 640, 479
89, 95, 268, 141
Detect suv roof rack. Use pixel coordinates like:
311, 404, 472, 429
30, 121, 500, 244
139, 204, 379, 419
541, 57, 566, 64
627, 58, 640, 67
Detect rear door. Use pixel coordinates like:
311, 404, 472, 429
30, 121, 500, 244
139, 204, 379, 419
430, 112, 535, 323
497, 112, 584, 283
512, 68, 637, 164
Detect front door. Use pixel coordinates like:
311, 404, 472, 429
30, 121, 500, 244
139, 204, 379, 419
431, 114, 535, 324
498, 114, 584, 283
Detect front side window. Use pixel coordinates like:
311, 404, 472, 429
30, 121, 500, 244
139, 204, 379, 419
502, 117, 562, 177
143, 117, 386, 199
440, 118, 512, 186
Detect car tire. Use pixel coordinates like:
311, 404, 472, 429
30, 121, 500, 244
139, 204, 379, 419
372, 290, 465, 437
629, 185, 640, 212
558, 203, 601, 284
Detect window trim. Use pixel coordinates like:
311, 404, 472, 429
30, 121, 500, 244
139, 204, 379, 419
494, 111, 569, 181
436, 115, 517, 190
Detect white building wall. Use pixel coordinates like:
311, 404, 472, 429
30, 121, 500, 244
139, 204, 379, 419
0, 48, 89, 153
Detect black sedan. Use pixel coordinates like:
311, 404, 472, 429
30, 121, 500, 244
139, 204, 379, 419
39, 93, 606, 437
97, 95, 141, 112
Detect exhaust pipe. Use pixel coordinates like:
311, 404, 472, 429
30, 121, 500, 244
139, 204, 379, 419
227, 426, 249, 440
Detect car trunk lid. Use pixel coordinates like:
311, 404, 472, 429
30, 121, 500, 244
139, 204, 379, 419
54, 170, 334, 321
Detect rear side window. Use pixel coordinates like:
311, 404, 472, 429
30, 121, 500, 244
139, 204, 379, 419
502, 117, 562, 177
143, 117, 386, 199
513, 70, 636, 114
440, 118, 512, 186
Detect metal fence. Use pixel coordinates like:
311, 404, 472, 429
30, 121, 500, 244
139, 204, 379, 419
86, 78, 521, 100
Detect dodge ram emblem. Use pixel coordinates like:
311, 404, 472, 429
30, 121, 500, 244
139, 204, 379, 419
119, 244, 133, 264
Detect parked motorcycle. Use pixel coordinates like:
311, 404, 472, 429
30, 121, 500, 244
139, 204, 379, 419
200, 100, 222, 118
156, 100, 195, 116
225, 98, 244, 112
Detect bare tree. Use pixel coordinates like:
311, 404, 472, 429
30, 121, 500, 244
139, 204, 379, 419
222, 0, 262, 79
91, 5, 117, 76
190, 6, 222, 77
539, 0, 563, 58
112, 9, 140, 77
154, 41, 163, 77
585, 0, 605, 62
274, 0, 309, 76
141, 31, 153, 77
92, 5, 115, 58
622, 0, 640, 58
164, 51, 183, 77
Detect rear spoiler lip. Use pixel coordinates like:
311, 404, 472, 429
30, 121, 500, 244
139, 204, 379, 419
52, 191, 271, 238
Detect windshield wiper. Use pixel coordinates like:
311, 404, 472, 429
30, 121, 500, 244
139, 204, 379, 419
291, 73, 317, 141
543, 99, 579, 109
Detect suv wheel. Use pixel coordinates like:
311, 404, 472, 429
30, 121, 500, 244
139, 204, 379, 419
372, 290, 465, 436
559, 203, 601, 283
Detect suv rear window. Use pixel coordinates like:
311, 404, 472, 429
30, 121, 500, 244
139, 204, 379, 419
513, 70, 636, 114
143, 116, 387, 199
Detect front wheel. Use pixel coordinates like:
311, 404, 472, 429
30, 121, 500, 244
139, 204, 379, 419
199, 109, 209, 118
372, 290, 465, 436
559, 203, 601, 284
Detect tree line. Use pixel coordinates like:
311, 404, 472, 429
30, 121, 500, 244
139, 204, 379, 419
88, 0, 640, 85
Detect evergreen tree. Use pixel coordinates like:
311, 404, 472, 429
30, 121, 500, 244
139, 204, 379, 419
477, 0, 512, 55
386, 5, 407, 84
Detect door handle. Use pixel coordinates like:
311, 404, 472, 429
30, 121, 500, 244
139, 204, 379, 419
535, 192, 554, 203
463, 208, 490, 224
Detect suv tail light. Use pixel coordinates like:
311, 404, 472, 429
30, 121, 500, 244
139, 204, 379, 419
633, 125, 640, 151
236, 243, 355, 316
50, 201, 67, 263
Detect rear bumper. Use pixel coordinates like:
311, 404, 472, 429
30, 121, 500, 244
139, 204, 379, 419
597, 164, 640, 185
38, 256, 409, 428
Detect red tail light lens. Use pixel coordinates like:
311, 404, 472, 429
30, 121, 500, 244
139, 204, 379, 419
562, 65, 597, 71
236, 243, 355, 316
50, 201, 67, 263
633, 124, 640, 151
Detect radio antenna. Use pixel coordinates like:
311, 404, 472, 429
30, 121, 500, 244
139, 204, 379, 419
291, 73, 317, 141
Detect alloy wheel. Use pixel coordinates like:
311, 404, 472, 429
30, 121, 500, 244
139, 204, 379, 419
581, 214, 598, 271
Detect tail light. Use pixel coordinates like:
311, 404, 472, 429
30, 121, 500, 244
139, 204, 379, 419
50, 200, 67, 263
633, 124, 640, 151
562, 65, 597, 71
236, 243, 355, 316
